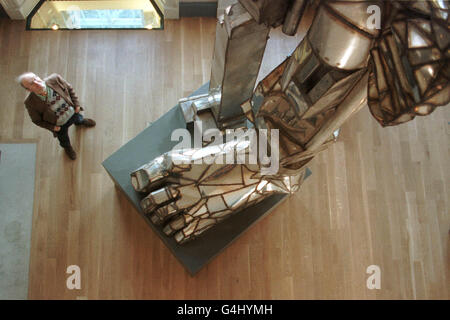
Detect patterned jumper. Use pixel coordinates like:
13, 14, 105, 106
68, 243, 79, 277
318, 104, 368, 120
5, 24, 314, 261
37, 86, 74, 126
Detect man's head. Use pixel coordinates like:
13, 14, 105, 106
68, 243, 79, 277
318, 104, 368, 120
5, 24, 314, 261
16, 72, 46, 94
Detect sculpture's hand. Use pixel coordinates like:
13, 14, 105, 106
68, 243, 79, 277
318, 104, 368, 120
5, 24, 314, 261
131, 137, 307, 244
367, 4, 450, 126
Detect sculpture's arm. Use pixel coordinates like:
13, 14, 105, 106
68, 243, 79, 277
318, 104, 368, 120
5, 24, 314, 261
244, 0, 381, 170
129, 1, 379, 244
129, 1, 449, 245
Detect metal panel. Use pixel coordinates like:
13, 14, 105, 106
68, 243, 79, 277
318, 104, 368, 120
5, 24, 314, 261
209, 16, 228, 96
209, 2, 269, 127
238, 0, 290, 27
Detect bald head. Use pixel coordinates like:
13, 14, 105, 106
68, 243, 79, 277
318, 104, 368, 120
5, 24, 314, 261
17, 72, 37, 88
16, 72, 46, 95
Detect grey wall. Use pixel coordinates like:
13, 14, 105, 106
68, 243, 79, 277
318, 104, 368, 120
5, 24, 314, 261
179, 0, 218, 17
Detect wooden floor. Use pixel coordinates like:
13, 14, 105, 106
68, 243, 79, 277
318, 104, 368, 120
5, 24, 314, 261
0, 17, 448, 300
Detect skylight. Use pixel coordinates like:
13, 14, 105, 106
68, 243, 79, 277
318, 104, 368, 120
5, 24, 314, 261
27, 0, 163, 30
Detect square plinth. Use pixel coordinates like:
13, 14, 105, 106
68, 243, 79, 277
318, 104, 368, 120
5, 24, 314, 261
102, 83, 311, 275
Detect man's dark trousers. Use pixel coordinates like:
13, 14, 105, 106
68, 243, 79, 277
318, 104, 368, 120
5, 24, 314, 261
57, 113, 84, 148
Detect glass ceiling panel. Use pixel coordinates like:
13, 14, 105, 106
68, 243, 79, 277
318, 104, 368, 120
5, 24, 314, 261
28, 0, 163, 30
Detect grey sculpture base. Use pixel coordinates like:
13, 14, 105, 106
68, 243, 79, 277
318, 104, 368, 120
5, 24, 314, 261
102, 83, 311, 275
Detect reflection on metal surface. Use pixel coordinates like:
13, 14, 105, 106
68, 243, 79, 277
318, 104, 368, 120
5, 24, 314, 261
209, 2, 270, 128
308, 5, 377, 70
368, 4, 449, 126
282, 0, 307, 36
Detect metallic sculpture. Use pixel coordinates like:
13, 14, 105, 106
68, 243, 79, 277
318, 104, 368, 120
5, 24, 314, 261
131, 0, 449, 244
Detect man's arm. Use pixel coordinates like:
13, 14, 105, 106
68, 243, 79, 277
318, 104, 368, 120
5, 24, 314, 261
57, 75, 81, 109
25, 105, 58, 132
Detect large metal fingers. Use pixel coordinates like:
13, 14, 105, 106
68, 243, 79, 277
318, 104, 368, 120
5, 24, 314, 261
146, 184, 203, 226
166, 181, 275, 244
131, 154, 173, 193
163, 198, 232, 244
140, 186, 180, 223
172, 218, 220, 244
161, 199, 210, 239
163, 181, 271, 244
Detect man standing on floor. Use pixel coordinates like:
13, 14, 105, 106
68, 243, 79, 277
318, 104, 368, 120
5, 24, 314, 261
17, 72, 96, 160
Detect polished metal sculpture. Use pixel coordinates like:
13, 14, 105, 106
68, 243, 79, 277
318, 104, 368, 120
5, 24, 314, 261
131, 0, 449, 244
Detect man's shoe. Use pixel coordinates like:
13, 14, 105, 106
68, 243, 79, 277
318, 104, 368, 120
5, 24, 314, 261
81, 118, 96, 127
64, 146, 77, 160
